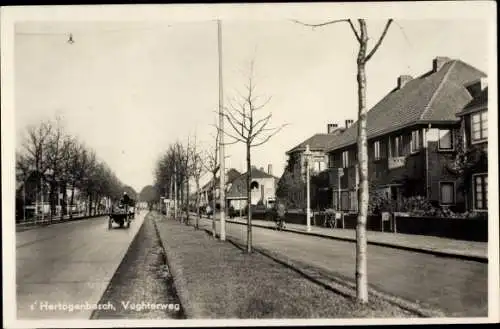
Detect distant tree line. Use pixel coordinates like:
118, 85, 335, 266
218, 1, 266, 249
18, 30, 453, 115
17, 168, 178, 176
16, 116, 131, 219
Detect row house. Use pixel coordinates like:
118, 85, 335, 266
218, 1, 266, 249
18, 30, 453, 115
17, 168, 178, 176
282, 124, 346, 208
456, 78, 488, 212
326, 57, 487, 212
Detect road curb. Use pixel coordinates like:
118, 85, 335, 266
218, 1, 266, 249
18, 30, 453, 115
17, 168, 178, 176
197, 223, 444, 318
225, 219, 487, 264
152, 214, 199, 319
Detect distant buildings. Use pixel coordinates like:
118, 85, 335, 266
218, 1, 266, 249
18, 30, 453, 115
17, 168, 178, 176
226, 165, 279, 211
279, 123, 346, 209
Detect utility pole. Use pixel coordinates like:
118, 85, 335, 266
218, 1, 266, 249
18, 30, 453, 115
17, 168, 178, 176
218, 19, 226, 241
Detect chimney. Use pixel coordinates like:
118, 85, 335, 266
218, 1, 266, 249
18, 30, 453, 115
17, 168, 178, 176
268, 164, 273, 175
327, 123, 339, 134
433, 56, 451, 72
345, 119, 354, 128
397, 75, 413, 89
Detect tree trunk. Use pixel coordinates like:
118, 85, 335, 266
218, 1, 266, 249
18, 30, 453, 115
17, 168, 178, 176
195, 178, 200, 229
62, 182, 67, 217
246, 142, 252, 253
212, 173, 217, 237
69, 182, 75, 219
355, 21, 369, 303
186, 178, 190, 225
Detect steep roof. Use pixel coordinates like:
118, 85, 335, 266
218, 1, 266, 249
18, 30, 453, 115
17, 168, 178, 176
325, 59, 486, 152
286, 128, 345, 155
200, 168, 241, 191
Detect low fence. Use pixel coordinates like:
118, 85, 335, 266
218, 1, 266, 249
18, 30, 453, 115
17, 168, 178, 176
16, 212, 108, 228
252, 210, 488, 242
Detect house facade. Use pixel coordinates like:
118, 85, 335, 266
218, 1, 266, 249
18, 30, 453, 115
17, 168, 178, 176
226, 165, 279, 210
279, 124, 346, 209
456, 78, 488, 212
325, 57, 487, 213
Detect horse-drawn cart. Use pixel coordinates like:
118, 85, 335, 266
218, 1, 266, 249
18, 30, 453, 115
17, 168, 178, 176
108, 203, 133, 229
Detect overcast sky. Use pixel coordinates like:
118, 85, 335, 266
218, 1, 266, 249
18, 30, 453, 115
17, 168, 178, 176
14, 16, 490, 192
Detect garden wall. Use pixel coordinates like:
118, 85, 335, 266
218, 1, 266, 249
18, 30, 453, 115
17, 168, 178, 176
253, 210, 488, 242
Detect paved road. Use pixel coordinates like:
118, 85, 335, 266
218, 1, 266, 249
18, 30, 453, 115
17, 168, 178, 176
198, 218, 487, 317
16, 213, 145, 319
92, 215, 184, 319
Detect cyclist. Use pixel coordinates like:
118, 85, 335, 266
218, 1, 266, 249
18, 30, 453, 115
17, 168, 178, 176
275, 200, 286, 231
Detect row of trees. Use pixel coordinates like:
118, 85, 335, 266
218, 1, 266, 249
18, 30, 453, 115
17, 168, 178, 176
16, 117, 132, 220
153, 18, 395, 304
153, 58, 286, 251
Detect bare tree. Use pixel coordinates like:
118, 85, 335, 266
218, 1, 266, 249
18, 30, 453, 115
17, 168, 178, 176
17, 117, 126, 221
223, 59, 287, 253
202, 125, 220, 237
294, 18, 394, 303
188, 133, 206, 229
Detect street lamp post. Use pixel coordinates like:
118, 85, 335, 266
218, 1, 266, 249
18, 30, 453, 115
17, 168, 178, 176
304, 144, 312, 232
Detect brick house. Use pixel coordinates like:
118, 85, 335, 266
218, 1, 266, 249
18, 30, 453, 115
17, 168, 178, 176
455, 78, 488, 212
226, 165, 279, 211
325, 57, 486, 212
280, 124, 346, 209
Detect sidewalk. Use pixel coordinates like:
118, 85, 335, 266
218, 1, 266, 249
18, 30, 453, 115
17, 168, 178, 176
15, 213, 106, 232
198, 213, 487, 262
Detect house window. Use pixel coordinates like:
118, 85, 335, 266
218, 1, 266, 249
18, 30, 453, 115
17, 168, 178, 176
341, 191, 349, 211
350, 190, 358, 212
332, 191, 339, 210
473, 174, 488, 210
439, 182, 455, 205
318, 161, 325, 172
392, 135, 403, 157
438, 129, 453, 150
471, 111, 488, 142
411, 130, 421, 153
374, 141, 381, 160
342, 151, 349, 168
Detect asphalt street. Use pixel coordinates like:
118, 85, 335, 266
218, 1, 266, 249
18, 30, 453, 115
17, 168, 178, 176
198, 218, 487, 317
16, 212, 145, 319
91, 214, 184, 319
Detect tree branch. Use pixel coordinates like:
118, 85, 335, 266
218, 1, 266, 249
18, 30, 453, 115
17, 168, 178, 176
292, 18, 362, 43
223, 114, 247, 141
251, 124, 288, 147
365, 19, 393, 62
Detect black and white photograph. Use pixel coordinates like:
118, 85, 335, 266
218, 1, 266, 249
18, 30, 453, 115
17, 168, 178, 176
1, 2, 498, 327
